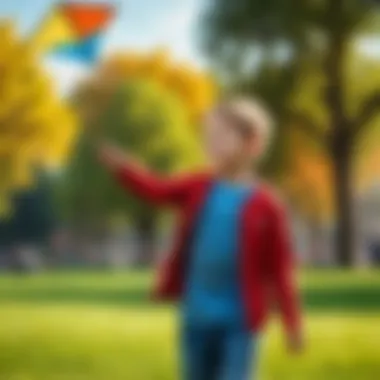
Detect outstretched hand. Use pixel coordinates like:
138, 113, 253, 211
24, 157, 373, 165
286, 329, 305, 354
97, 142, 129, 172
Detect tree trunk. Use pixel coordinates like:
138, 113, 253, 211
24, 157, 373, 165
308, 219, 324, 266
324, 0, 354, 266
135, 216, 157, 267
332, 148, 355, 267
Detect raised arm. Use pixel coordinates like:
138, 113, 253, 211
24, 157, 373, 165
97, 142, 194, 206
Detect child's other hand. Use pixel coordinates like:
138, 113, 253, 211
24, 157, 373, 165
286, 329, 305, 354
97, 142, 128, 171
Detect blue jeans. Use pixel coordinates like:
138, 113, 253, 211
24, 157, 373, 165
181, 324, 258, 380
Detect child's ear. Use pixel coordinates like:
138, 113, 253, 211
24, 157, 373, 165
249, 135, 264, 158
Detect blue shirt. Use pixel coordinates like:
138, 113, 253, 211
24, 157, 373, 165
183, 180, 254, 326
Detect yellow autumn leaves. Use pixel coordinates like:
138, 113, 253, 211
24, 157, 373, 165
0, 22, 76, 212
95, 50, 216, 125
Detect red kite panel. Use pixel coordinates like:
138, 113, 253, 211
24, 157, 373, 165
61, 2, 114, 38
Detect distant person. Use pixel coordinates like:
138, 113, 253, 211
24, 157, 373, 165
97, 97, 304, 380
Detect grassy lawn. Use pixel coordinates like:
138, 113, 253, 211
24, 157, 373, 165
0, 270, 379, 379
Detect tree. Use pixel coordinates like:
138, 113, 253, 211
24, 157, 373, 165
59, 52, 214, 264
60, 75, 206, 263
0, 22, 76, 214
80, 50, 216, 127
201, 0, 380, 266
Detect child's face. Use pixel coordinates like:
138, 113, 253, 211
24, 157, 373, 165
203, 109, 260, 171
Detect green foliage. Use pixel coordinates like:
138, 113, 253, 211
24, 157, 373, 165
202, 0, 375, 72
59, 79, 202, 226
201, 1, 380, 177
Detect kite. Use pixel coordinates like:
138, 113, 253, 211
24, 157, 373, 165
31, 2, 115, 64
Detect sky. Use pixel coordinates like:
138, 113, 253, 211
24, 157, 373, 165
0, 0, 206, 94
1, 1, 380, 95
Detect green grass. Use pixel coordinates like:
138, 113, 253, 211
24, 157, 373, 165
0, 270, 379, 380
0, 269, 379, 311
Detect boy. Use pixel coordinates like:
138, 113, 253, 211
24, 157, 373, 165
97, 97, 303, 380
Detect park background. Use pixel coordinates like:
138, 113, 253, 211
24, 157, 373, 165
0, 0, 380, 379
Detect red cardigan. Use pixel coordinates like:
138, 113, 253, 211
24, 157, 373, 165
114, 163, 301, 334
